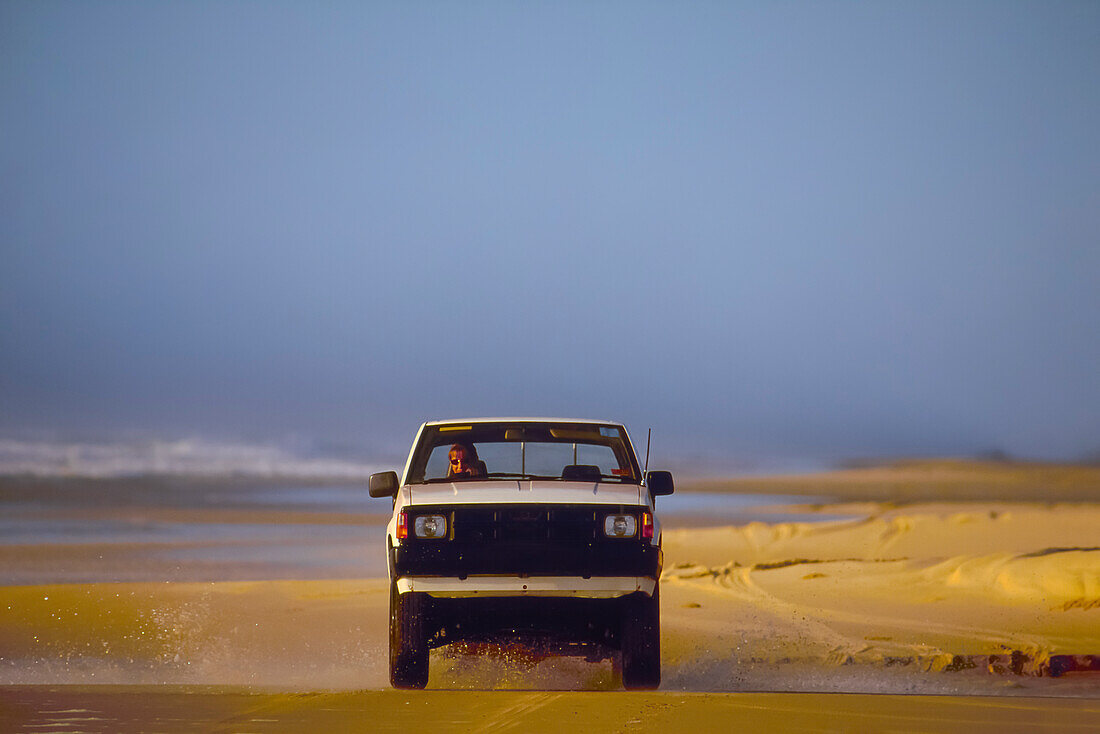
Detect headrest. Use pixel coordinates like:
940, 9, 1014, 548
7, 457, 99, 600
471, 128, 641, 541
561, 464, 602, 482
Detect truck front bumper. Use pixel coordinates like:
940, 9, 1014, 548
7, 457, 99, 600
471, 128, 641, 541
396, 575, 657, 599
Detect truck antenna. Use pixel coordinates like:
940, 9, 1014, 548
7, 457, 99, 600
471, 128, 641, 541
643, 428, 651, 479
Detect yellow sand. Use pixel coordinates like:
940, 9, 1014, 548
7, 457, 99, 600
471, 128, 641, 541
662, 502, 1100, 676
683, 459, 1100, 501
2, 501, 1097, 689
2, 461, 1099, 734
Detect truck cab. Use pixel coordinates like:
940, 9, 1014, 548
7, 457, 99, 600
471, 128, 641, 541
369, 418, 674, 689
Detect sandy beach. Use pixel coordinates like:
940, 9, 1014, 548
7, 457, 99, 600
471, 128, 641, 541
2, 461, 1098, 731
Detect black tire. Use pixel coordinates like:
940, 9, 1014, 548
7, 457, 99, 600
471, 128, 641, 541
389, 578, 429, 689
621, 584, 661, 690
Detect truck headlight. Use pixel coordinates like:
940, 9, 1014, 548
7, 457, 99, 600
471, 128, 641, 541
414, 514, 448, 539
603, 514, 637, 538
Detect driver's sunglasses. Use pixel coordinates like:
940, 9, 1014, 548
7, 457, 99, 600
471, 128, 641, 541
450, 457, 465, 465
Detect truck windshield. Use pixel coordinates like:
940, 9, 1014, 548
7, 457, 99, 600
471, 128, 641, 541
406, 422, 640, 484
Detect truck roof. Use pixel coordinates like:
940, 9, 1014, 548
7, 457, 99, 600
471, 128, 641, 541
423, 417, 625, 427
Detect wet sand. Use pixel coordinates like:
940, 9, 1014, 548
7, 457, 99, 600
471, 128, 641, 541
3, 687, 1099, 733
1, 462, 1098, 731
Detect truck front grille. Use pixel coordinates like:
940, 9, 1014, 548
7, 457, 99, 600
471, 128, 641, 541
393, 503, 658, 578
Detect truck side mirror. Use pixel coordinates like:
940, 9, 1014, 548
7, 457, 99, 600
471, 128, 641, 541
646, 470, 674, 497
369, 471, 399, 498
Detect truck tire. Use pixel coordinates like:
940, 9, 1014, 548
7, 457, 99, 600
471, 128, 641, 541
621, 585, 660, 690
389, 578, 429, 689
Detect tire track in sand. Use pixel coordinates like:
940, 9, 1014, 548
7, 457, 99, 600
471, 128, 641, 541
664, 560, 1058, 669
468, 692, 565, 734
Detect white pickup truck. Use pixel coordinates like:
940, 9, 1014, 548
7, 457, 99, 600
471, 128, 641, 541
369, 417, 674, 690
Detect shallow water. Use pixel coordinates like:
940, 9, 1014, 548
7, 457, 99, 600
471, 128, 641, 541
0, 481, 386, 584
0, 481, 841, 584
202, 484, 376, 512
0, 516, 366, 546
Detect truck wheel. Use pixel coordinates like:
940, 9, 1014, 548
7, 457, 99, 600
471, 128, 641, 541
389, 579, 429, 689
621, 585, 661, 690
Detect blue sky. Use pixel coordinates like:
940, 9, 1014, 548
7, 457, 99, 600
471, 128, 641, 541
2, 1, 1098, 467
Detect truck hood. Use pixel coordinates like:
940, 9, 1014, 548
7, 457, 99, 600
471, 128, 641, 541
407, 480, 644, 506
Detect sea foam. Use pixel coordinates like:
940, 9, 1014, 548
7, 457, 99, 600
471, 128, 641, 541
0, 437, 386, 479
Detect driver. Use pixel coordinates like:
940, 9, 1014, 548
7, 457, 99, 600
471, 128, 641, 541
447, 443, 485, 479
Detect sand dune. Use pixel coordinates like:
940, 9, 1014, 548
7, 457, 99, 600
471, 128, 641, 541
662, 502, 1100, 682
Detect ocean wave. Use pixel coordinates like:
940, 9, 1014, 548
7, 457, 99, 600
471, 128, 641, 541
0, 438, 386, 479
